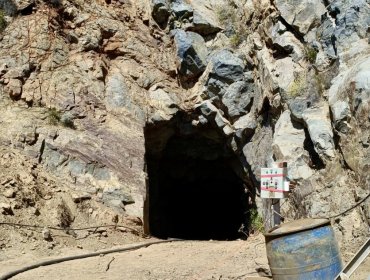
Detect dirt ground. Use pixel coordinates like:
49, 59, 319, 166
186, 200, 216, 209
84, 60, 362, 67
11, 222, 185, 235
0, 225, 369, 280
0, 234, 270, 280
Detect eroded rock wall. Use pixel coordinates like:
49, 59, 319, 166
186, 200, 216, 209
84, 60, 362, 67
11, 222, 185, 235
0, 0, 369, 259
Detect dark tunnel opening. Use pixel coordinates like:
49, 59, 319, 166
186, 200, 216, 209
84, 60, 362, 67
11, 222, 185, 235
144, 116, 249, 240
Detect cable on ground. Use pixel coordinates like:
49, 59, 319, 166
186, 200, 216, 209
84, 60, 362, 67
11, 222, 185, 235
0, 223, 144, 236
315, 192, 370, 220
0, 238, 183, 280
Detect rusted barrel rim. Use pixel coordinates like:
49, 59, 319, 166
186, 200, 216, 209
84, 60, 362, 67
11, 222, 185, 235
264, 218, 330, 237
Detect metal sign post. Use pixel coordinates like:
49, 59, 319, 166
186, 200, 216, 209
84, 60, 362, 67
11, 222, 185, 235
260, 162, 289, 228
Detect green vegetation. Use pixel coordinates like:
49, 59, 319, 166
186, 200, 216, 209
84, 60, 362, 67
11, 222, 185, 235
0, 9, 6, 33
47, 108, 75, 129
61, 116, 76, 129
47, 108, 62, 125
305, 46, 318, 64
287, 72, 307, 98
216, 5, 237, 25
230, 34, 242, 48
249, 208, 264, 234
216, 2, 248, 48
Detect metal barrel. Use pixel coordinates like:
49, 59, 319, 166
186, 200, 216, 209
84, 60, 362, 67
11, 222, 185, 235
264, 218, 343, 280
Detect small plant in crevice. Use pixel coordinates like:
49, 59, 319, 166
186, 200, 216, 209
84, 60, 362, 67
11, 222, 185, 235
61, 116, 76, 129
0, 9, 7, 33
46, 108, 76, 129
249, 208, 264, 234
47, 108, 62, 125
304, 46, 318, 64
230, 34, 242, 48
216, 2, 249, 48
287, 72, 307, 98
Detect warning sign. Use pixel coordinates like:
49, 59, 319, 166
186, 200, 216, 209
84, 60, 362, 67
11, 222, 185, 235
260, 166, 289, 199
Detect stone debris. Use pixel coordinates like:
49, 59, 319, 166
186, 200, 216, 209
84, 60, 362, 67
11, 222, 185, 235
42, 228, 52, 241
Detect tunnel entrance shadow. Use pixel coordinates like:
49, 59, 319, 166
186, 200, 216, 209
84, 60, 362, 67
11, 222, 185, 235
145, 121, 248, 240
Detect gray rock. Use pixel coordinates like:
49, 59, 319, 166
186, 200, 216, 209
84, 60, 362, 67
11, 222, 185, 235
148, 87, 179, 121
222, 81, 254, 119
0, 0, 34, 15
79, 24, 102, 51
174, 30, 208, 79
333, 0, 370, 47
15, 0, 34, 11
210, 50, 245, 83
0, 0, 17, 15
187, 11, 221, 36
67, 159, 86, 176
195, 100, 218, 117
275, 0, 326, 34
288, 97, 317, 121
102, 187, 135, 207
214, 112, 233, 133
170, 0, 193, 18
351, 61, 370, 117
302, 105, 335, 159
205, 50, 245, 96
105, 73, 130, 108
233, 113, 257, 140
93, 167, 111, 180
271, 30, 304, 61
331, 100, 350, 132
242, 126, 274, 185
272, 110, 312, 180
329, 56, 370, 128
42, 145, 69, 171
317, 15, 338, 59
151, 0, 170, 25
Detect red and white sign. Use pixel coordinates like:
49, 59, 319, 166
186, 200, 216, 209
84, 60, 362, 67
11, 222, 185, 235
260, 164, 289, 199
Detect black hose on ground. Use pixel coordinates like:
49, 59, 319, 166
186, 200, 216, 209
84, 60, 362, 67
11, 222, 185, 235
0, 239, 182, 280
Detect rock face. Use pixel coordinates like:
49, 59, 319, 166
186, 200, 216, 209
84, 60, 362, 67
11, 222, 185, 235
0, 0, 369, 259
174, 30, 208, 79
151, 0, 170, 26
302, 105, 335, 160
273, 110, 312, 180
275, 0, 326, 34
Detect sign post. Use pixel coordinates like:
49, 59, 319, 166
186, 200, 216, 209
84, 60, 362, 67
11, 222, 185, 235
260, 162, 289, 228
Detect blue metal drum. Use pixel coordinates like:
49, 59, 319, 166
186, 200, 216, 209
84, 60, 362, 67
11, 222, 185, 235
265, 218, 342, 280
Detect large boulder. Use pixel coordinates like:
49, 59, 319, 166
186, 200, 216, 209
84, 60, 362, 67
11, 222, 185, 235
275, 0, 326, 35
233, 113, 257, 140
205, 50, 245, 96
187, 11, 221, 36
170, 0, 193, 18
174, 30, 208, 79
302, 104, 335, 159
222, 81, 254, 120
332, 0, 370, 47
185, 0, 222, 35
210, 50, 245, 82
270, 23, 305, 61
273, 110, 313, 180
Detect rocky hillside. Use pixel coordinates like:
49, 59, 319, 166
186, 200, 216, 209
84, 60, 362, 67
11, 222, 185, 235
0, 0, 369, 260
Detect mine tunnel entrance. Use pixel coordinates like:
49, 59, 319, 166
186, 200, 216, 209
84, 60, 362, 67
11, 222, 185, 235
144, 113, 249, 240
